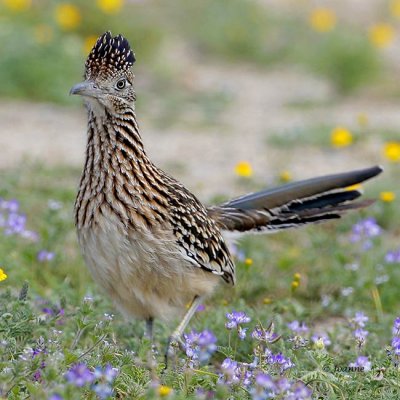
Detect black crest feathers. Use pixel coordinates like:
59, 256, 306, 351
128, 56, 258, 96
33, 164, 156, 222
85, 31, 135, 77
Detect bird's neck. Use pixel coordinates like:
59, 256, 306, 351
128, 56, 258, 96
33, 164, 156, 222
79, 105, 165, 196
75, 106, 163, 227
87, 106, 146, 157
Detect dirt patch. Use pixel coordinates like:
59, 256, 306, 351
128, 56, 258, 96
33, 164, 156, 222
0, 63, 397, 200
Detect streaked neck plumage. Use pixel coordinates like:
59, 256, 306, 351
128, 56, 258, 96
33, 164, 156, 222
74, 100, 158, 228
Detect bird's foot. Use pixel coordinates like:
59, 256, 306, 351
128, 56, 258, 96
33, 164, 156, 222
164, 334, 185, 370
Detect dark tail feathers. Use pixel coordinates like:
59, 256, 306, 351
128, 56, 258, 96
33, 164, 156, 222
208, 166, 383, 233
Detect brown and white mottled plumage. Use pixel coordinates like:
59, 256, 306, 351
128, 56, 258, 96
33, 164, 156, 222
71, 32, 382, 342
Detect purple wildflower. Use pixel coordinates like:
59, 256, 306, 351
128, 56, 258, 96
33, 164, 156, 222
350, 217, 381, 250
251, 373, 275, 400
225, 310, 251, 339
238, 326, 248, 340
4, 212, 26, 235
194, 389, 216, 399
229, 243, 245, 261
0, 198, 39, 240
226, 310, 251, 329
1, 198, 19, 212
290, 382, 313, 399
251, 374, 312, 400
392, 337, 400, 355
65, 363, 94, 387
41, 305, 65, 324
93, 383, 113, 399
351, 312, 369, 346
272, 353, 294, 372
349, 356, 371, 371
196, 304, 205, 312
353, 312, 368, 328
287, 320, 308, 335
255, 373, 275, 389
93, 364, 119, 383
37, 250, 55, 262
20, 229, 40, 241
219, 358, 240, 385
184, 329, 217, 365
103, 365, 119, 383
218, 357, 254, 387
90, 365, 119, 399
265, 349, 294, 373
274, 377, 291, 394
385, 249, 400, 264
48, 395, 63, 400
353, 328, 369, 341
32, 369, 42, 382
241, 369, 253, 387
393, 317, 400, 336
32, 347, 44, 357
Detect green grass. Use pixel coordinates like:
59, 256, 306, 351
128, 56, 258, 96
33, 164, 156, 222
1, 163, 400, 399
289, 28, 382, 93
0, 0, 386, 107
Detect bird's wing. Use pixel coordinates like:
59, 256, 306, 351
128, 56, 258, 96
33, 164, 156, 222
167, 180, 235, 284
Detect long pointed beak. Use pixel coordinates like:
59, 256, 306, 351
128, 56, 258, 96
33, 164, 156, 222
69, 81, 98, 97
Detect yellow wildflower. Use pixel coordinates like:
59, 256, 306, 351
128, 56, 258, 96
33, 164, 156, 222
221, 299, 229, 306
309, 8, 336, 32
244, 258, 253, 267
390, 0, 400, 18
330, 126, 353, 148
293, 273, 301, 282
263, 297, 272, 305
357, 113, 368, 128
4, 0, 31, 11
291, 280, 299, 290
380, 191, 396, 202
158, 385, 172, 397
235, 161, 253, 177
279, 170, 292, 183
0, 268, 7, 282
346, 183, 362, 191
384, 142, 400, 162
97, 0, 123, 14
369, 24, 395, 48
55, 4, 81, 30
83, 35, 98, 54
34, 25, 53, 44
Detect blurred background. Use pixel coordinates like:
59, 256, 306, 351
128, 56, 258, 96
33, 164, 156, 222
2, 0, 400, 378
1, 0, 399, 199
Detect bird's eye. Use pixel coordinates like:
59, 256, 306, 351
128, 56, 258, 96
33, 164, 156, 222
116, 79, 126, 90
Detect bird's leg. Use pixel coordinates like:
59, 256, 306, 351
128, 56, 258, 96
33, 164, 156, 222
145, 317, 154, 342
165, 295, 204, 368
145, 317, 158, 354
144, 317, 158, 377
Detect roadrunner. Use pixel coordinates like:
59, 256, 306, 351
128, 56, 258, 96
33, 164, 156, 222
71, 32, 382, 346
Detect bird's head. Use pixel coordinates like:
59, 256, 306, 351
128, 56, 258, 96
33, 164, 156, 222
70, 32, 136, 113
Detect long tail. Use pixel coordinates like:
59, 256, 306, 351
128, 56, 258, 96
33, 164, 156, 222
208, 166, 383, 233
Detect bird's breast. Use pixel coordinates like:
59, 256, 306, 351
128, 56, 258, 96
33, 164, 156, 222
76, 210, 220, 321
